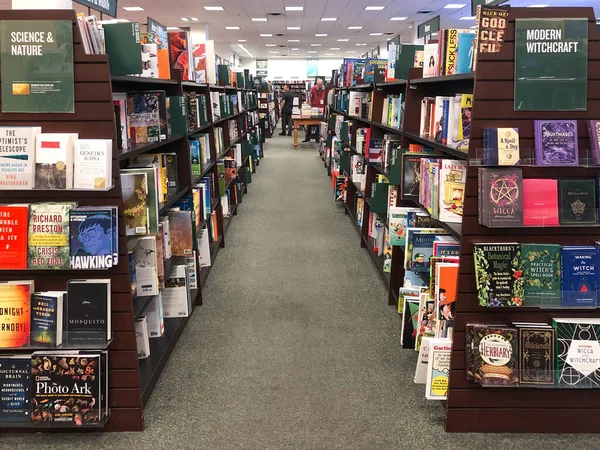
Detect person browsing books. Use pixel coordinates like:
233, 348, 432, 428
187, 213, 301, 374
303, 78, 326, 143
279, 85, 293, 136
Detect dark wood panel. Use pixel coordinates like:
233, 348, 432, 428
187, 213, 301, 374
109, 389, 142, 408
477, 60, 600, 81
109, 351, 141, 370
110, 331, 137, 351
0, 102, 114, 122
448, 388, 600, 409
105, 408, 144, 432
109, 369, 140, 389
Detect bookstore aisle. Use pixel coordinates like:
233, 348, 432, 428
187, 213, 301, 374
3, 137, 600, 449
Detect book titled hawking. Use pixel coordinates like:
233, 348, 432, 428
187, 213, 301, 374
561, 246, 599, 307
69, 208, 115, 270
534, 120, 579, 166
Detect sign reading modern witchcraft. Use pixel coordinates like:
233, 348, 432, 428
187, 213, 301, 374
417, 16, 440, 39
256, 59, 268, 78
471, 0, 508, 16
147, 17, 168, 50
514, 18, 588, 111
74, 0, 118, 17
0, 20, 74, 113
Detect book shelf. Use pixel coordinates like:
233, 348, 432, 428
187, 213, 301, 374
0, 9, 263, 433
259, 89, 280, 139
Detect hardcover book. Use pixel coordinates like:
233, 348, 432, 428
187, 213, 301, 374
522, 179, 559, 227
587, 120, 600, 165
473, 243, 524, 307
129, 236, 159, 297
69, 208, 115, 270
0, 280, 33, 348
558, 179, 597, 225
561, 246, 599, 307
0, 204, 28, 270
473, 5, 509, 71
34, 133, 77, 190
424, 338, 452, 400
405, 228, 448, 272
534, 120, 579, 167
127, 93, 160, 144
0, 355, 30, 422
31, 292, 64, 347
435, 263, 459, 339
483, 128, 520, 166
168, 210, 194, 257
121, 172, 149, 236
472, 325, 518, 386
73, 139, 112, 190
401, 154, 428, 201
65, 279, 111, 345
162, 264, 191, 318
121, 167, 159, 233
456, 32, 475, 74
522, 243, 561, 306
518, 325, 555, 385
553, 318, 600, 387
480, 168, 523, 227
0, 126, 41, 189
438, 159, 466, 224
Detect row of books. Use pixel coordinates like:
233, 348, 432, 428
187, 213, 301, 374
478, 168, 600, 227
466, 319, 600, 388
474, 243, 600, 308
1, 351, 108, 425
422, 29, 475, 78
419, 94, 472, 151
336, 58, 390, 87
0, 128, 111, 190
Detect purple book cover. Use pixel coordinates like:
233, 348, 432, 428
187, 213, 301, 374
534, 120, 579, 166
587, 120, 600, 165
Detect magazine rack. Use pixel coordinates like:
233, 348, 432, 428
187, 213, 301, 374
446, 7, 600, 433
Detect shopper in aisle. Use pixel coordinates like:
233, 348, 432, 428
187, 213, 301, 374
279, 85, 293, 136
303, 78, 326, 143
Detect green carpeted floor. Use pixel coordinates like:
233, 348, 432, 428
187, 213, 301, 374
2, 134, 599, 449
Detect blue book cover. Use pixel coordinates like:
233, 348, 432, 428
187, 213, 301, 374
435, 244, 460, 258
30, 293, 60, 347
408, 232, 436, 273
456, 32, 475, 74
562, 246, 600, 307
189, 140, 201, 176
441, 99, 450, 145
69, 208, 115, 270
0, 356, 30, 422
200, 176, 212, 216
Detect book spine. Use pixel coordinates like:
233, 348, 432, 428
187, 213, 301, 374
441, 100, 450, 145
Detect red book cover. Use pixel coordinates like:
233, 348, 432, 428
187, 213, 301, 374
365, 128, 371, 159
0, 281, 32, 347
523, 178, 559, 226
0, 205, 28, 270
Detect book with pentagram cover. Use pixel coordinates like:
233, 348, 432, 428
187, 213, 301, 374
480, 168, 523, 227
553, 318, 600, 388
473, 243, 524, 307
558, 179, 597, 225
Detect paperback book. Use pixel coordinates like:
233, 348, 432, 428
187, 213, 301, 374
0, 126, 41, 189
0, 204, 28, 270
473, 243, 524, 307
534, 120, 579, 167
0, 280, 33, 348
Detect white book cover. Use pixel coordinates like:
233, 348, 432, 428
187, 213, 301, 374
425, 338, 452, 400
73, 139, 112, 190
351, 155, 365, 186
135, 316, 151, 359
145, 293, 165, 338
388, 206, 420, 247
162, 265, 191, 318
391, 97, 400, 129
130, 236, 159, 296
112, 93, 129, 150
34, 133, 77, 190
85, 16, 102, 55
0, 126, 41, 189
414, 336, 432, 384
221, 194, 230, 217
423, 43, 439, 78
210, 92, 221, 120
186, 251, 198, 290
438, 159, 466, 224
160, 217, 172, 259
433, 96, 451, 142
448, 95, 461, 147
76, 15, 92, 54
198, 228, 212, 267
381, 97, 389, 125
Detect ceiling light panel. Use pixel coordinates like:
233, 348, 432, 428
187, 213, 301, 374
287, 26, 301, 30
390, 17, 407, 21
265, 44, 276, 46
260, 34, 273, 37
288, 39, 300, 42
311, 43, 321, 46
204, 6, 224, 10
191, 18, 199, 21
337, 39, 349, 41
348, 26, 363, 29
181, 18, 189, 21
369, 32, 383, 36
225, 26, 240, 29
251, 18, 267, 21
285, 6, 304, 11
444, 3, 466, 8
365, 6, 385, 10
315, 34, 328, 37
321, 17, 337, 21
122, 6, 144, 11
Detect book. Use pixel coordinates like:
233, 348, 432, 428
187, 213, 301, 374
435, 263, 459, 339
0, 126, 41, 189
0, 280, 33, 348
423, 43, 439, 77
31, 352, 102, 425
414, 336, 431, 384
73, 139, 112, 190
28, 202, 77, 270
0, 204, 28, 270
121, 172, 149, 236
401, 154, 427, 201
522, 179, 559, 227
473, 5, 509, 71
553, 318, 600, 387
456, 32, 475, 74
587, 120, 600, 165
558, 179, 597, 225
438, 159, 466, 224
65, 279, 111, 345
479, 168, 523, 227
168, 210, 194, 256
473, 243, 524, 307
561, 246, 599, 307
522, 244, 561, 307
127, 93, 160, 144
34, 133, 77, 190
472, 325, 518, 386
534, 120, 579, 167
31, 292, 64, 347
162, 265, 191, 318
518, 325, 555, 385
145, 293, 164, 338
69, 208, 114, 270
103, 22, 142, 76
135, 316, 150, 359
129, 236, 159, 297
121, 167, 159, 233
405, 228, 447, 272
483, 128, 520, 166
0, 355, 30, 422
425, 338, 452, 399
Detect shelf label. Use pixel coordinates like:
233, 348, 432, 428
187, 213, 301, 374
74, 0, 118, 17
417, 16, 440, 39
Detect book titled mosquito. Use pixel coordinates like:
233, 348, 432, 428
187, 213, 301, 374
65, 279, 111, 345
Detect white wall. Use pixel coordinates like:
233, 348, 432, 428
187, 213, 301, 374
240, 58, 343, 80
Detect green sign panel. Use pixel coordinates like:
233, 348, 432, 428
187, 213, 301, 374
514, 18, 588, 111
147, 17, 167, 50
307, 59, 318, 77
74, 0, 118, 17
417, 16, 440, 39
1, 20, 74, 113
256, 59, 267, 78
471, 0, 508, 17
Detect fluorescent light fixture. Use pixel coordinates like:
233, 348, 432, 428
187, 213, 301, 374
251, 18, 267, 21
287, 26, 301, 30
369, 32, 383, 36
348, 26, 363, 29
337, 38, 349, 41
191, 18, 199, 21
288, 39, 300, 42
431, 32, 438, 36
167, 27, 181, 30
459, 15, 476, 20
269, 51, 279, 53
365, 6, 385, 10
291, 48, 299, 50
311, 43, 321, 46
265, 44, 276, 46
308, 50, 317, 53
356, 43, 367, 46
527, 3, 549, 6
315, 33, 328, 37
390, 16, 407, 20
238, 39, 247, 42
238, 44, 254, 57
181, 18, 189, 21
444, 3, 466, 8
330, 47, 340, 50
321, 17, 337, 21
346, 50, 356, 53
122, 6, 144, 11
260, 33, 273, 37
204, 6, 224, 10
285, 6, 304, 11
226, 26, 240, 29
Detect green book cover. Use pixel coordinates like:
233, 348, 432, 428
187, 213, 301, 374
370, 183, 390, 215
168, 96, 187, 136
103, 22, 143, 76
395, 44, 423, 79
514, 18, 588, 111
217, 160, 226, 195
218, 65, 231, 85
473, 243, 524, 307
559, 179, 597, 225
236, 72, 245, 88
522, 243, 561, 306
198, 95, 209, 126
1, 20, 74, 113
28, 202, 77, 269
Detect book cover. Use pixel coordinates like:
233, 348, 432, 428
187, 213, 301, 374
335, 175, 347, 202
130, 236, 159, 297
522, 243, 561, 306
31, 352, 102, 425
480, 168, 523, 227
121, 167, 159, 233
121, 172, 149, 236
383, 232, 392, 274
103, 22, 142, 76
168, 31, 191, 81
145, 293, 165, 338
438, 159, 466, 224
0, 356, 30, 422
457, 94, 472, 151
554, 318, 600, 387
73, 139, 112, 190
31, 292, 63, 347
162, 265, 191, 318
65, 280, 111, 345
401, 154, 427, 201
456, 32, 475, 74
435, 263, 459, 339
135, 317, 150, 359
487, 128, 520, 166
518, 326, 555, 385
0, 280, 32, 348
127, 93, 160, 144
168, 210, 193, 256
473, 5, 509, 71
69, 208, 114, 270
561, 246, 599, 307
34, 133, 76, 190
473, 243, 524, 307
534, 120, 579, 166
522, 179, 559, 227
425, 338, 452, 399
0, 204, 28, 270
423, 44, 439, 78
472, 325, 518, 386
558, 179, 597, 225
587, 120, 600, 165
163, 153, 179, 200
0, 126, 41, 189
405, 228, 447, 272
189, 140, 201, 176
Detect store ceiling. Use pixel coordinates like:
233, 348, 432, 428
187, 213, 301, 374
3, 0, 599, 59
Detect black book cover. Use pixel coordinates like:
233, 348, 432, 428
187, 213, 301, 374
31, 293, 60, 347
481, 168, 523, 227
65, 281, 110, 345
559, 179, 597, 225
114, 103, 123, 151
518, 326, 555, 385
146, 90, 169, 141
0, 356, 30, 422
163, 152, 179, 199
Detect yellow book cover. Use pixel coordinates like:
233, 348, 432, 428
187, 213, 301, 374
458, 94, 473, 151
444, 29, 471, 76
496, 128, 520, 166
0, 281, 33, 348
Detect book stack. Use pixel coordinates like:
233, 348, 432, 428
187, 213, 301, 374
419, 94, 472, 151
